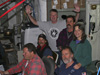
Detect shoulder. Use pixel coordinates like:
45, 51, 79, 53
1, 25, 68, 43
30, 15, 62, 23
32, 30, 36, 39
32, 55, 43, 63
37, 21, 50, 25
84, 39, 90, 43
60, 28, 66, 33
60, 63, 66, 69
57, 20, 65, 22
31, 55, 45, 68
57, 20, 66, 25
83, 39, 91, 46
70, 40, 76, 44
44, 47, 52, 52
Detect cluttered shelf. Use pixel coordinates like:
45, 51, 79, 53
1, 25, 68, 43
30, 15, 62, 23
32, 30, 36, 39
57, 8, 86, 12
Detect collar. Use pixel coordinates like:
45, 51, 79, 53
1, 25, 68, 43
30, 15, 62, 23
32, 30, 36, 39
37, 44, 47, 51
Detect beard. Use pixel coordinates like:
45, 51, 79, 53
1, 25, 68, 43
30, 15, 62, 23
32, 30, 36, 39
39, 42, 43, 44
63, 57, 72, 64
67, 24, 72, 29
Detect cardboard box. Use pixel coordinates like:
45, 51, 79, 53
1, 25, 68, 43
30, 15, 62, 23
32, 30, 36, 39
77, 0, 85, 8
51, 0, 61, 9
61, 0, 85, 9
61, 0, 74, 9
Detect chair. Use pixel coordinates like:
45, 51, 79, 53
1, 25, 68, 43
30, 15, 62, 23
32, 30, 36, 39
42, 56, 55, 75
86, 60, 100, 75
92, 61, 100, 75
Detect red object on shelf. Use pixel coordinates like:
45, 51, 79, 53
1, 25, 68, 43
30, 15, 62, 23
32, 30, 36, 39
0, 0, 25, 18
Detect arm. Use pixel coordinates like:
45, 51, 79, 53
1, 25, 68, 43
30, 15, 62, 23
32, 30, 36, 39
76, 41, 92, 67
56, 31, 63, 50
80, 42, 92, 67
0, 59, 25, 75
7, 59, 26, 74
73, 4, 80, 23
0, 70, 9, 75
43, 48, 53, 56
25, 5, 38, 25
73, 63, 81, 69
70, 40, 92, 67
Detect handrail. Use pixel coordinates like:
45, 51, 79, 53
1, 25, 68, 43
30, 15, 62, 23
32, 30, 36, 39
0, 0, 25, 18
0, 0, 11, 6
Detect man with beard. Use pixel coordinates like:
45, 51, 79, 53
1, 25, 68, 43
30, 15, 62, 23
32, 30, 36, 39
55, 46, 86, 75
36, 34, 53, 58
26, 4, 80, 53
56, 15, 76, 51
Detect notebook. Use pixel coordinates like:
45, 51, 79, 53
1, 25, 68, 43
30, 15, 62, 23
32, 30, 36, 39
52, 51, 59, 63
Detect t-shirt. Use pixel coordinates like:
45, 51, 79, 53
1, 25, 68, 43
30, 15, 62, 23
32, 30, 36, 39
37, 20, 66, 51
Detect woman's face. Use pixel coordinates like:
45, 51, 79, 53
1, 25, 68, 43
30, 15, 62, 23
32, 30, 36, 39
74, 26, 83, 40
38, 37, 46, 47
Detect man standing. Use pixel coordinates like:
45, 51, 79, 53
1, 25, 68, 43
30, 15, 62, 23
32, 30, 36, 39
55, 46, 86, 75
56, 15, 75, 50
25, 4, 80, 52
0, 43, 47, 75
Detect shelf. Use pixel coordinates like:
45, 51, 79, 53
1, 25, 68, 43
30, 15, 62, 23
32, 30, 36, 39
57, 8, 86, 12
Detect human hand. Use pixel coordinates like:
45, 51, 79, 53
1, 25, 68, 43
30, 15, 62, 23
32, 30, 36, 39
25, 5, 32, 15
47, 56, 54, 60
73, 63, 81, 69
73, 4, 80, 13
0, 71, 9, 75
0, 71, 4, 75
47, 56, 57, 69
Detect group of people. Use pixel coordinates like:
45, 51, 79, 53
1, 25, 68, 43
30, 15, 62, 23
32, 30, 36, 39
0, 4, 92, 75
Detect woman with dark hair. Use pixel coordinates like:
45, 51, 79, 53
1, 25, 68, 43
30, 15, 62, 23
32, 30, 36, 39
70, 23, 92, 68
37, 34, 53, 58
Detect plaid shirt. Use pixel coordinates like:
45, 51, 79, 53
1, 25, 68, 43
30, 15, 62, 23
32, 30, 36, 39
56, 28, 73, 47
8, 54, 47, 75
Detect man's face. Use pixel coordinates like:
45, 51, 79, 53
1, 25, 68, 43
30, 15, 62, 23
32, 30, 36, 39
66, 17, 75, 32
50, 11, 58, 23
23, 47, 33, 60
62, 48, 73, 64
38, 37, 46, 47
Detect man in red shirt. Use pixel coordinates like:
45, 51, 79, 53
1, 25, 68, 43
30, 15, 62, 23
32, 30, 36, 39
0, 43, 47, 75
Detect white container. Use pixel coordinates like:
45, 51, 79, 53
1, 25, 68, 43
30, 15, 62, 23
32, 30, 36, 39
24, 27, 43, 47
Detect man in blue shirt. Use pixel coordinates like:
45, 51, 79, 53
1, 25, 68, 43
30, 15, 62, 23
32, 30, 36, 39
55, 46, 86, 75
